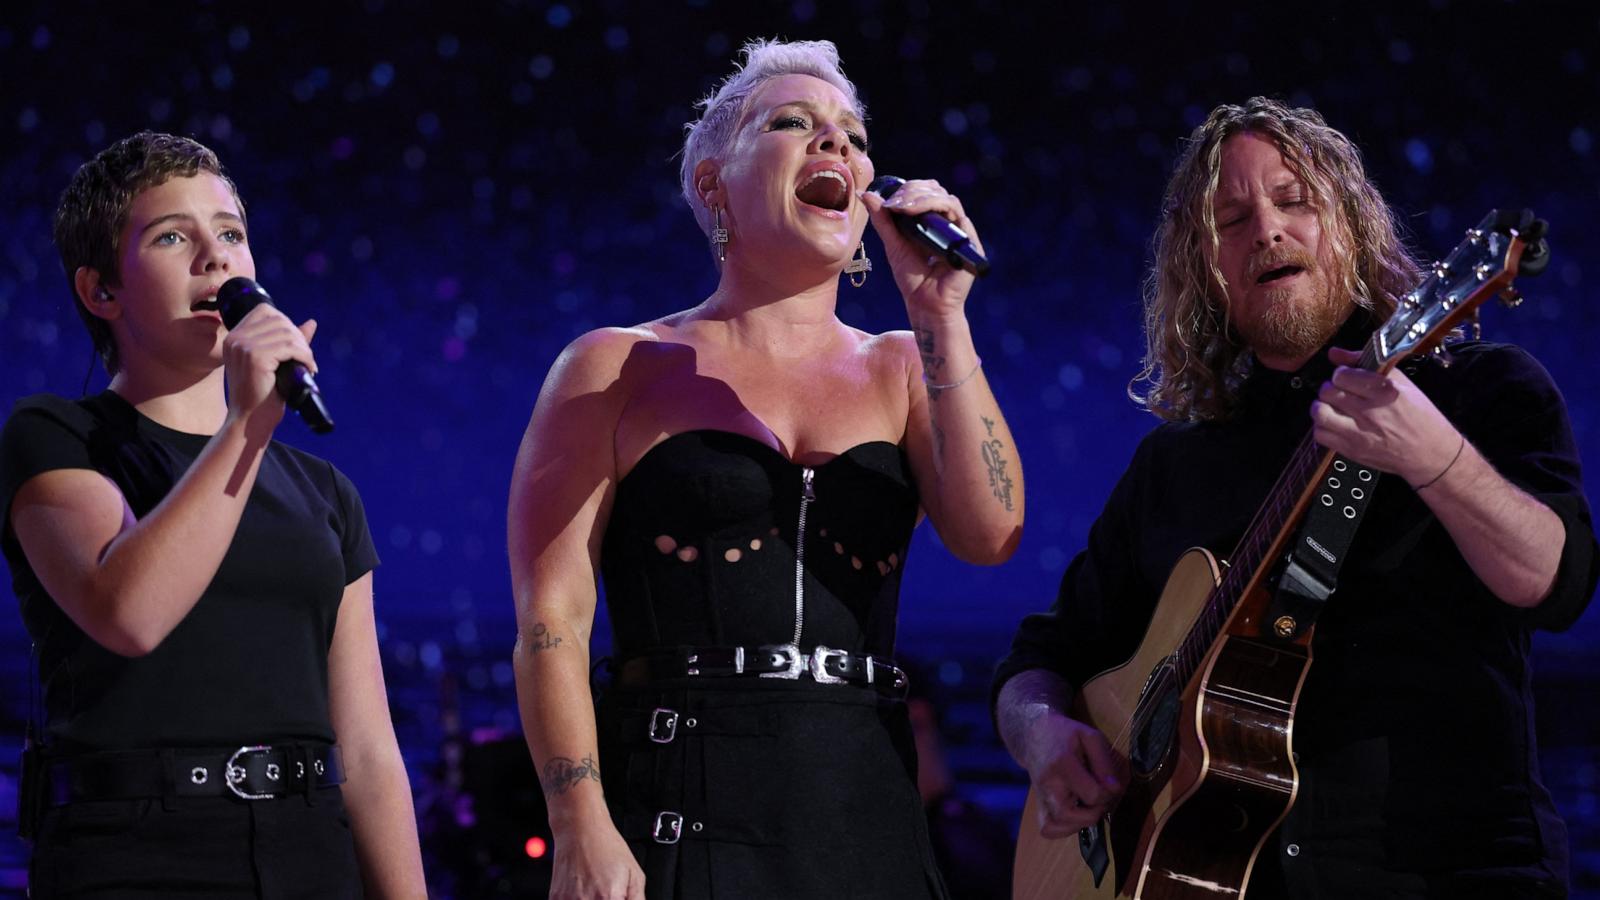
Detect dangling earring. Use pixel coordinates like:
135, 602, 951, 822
843, 241, 872, 287
710, 207, 729, 263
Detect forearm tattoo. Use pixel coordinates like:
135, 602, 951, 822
542, 754, 601, 796
524, 622, 563, 653
915, 326, 946, 386
980, 416, 1016, 511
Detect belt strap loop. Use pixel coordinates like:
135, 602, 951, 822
306, 745, 322, 806
297, 745, 315, 802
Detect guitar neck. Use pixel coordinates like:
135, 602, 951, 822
1167, 335, 1383, 683
1160, 206, 1539, 693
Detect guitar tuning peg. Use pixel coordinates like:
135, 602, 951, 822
1431, 345, 1453, 368
1498, 287, 1523, 308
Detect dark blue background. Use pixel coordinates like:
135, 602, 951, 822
2, 2, 1596, 895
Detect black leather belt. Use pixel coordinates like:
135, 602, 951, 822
616, 644, 909, 698
46, 744, 345, 805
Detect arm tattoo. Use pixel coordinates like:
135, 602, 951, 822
981, 415, 996, 437
542, 754, 601, 796
914, 326, 946, 386
525, 622, 564, 653
981, 426, 1017, 512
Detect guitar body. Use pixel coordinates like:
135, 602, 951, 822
1013, 549, 1311, 900
1009, 209, 1542, 900
1136, 589, 1310, 899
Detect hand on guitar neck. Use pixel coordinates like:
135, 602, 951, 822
1311, 346, 1462, 488
1312, 345, 1564, 608
998, 669, 1128, 838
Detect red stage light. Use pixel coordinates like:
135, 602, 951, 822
524, 836, 548, 859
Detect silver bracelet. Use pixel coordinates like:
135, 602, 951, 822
924, 357, 983, 392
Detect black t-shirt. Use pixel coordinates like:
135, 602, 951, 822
0, 391, 379, 754
994, 326, 1598, 894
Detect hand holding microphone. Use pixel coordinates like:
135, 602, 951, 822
866, 175, 990, 277
218, 276, 334, 434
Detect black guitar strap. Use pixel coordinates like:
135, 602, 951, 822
1264, 455, 1380, 642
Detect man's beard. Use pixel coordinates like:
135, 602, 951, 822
1233, 254, 1352, 363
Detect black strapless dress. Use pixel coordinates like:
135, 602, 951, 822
597, 429, 949, 899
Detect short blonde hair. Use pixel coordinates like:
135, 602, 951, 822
679, 38, 865, 236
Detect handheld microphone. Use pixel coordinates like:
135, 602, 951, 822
866, 175, 991, 277
217, 276, 335, 434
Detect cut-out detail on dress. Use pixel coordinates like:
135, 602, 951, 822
596, 428, 938, 896
888, 552, 899, 569
851, 556, 863, 570
655, 535, 677, 554
749, 538, 763, 551
676, 546, 699, 563
724, 548, 743, 563
833, 542, 845, 555
876, 561, 890, 576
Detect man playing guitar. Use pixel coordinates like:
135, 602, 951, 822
994, 98, 1597, 899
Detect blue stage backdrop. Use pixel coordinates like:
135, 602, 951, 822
1, 2, 1596, 895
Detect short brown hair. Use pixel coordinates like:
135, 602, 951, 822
53, 131, 243, 373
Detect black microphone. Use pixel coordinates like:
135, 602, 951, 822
217, 276, 334, 434
866, 175, 991, 276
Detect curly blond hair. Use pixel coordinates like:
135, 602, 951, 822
1131, 97, 1420, 422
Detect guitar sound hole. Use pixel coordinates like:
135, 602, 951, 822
1130, 670, 1181, 777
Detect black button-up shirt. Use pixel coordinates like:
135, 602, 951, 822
995, 321, 1598, 897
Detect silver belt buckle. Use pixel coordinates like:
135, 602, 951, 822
758, 644, 804, 679
224, 745, 275, 800
809, 645, 848, 684
649, 707, 679, 744
653, 810, 683, 844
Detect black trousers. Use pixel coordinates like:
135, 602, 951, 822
28, 787, 361, 899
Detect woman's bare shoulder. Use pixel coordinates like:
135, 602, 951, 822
856, 328, 922, 377
545, 324, 661, 391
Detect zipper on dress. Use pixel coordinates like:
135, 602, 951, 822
790, 467, 816, 647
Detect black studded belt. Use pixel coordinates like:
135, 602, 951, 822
45, 743, 344, 805
615, 643, 909, 699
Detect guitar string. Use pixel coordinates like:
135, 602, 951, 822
1105, 329, 1378, 777
1114, 304, 1446, 763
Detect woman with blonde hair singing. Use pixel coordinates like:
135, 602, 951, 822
509, 38, 1023, 899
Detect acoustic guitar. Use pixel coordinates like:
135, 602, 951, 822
1012, 210, 1549, 899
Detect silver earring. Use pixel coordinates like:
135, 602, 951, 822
710, 207, 729, 263
843, 241, 872, 287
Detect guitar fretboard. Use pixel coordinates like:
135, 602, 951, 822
1168, 339, 1381, 684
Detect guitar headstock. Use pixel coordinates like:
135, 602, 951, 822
1373, 209, 1549, 371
